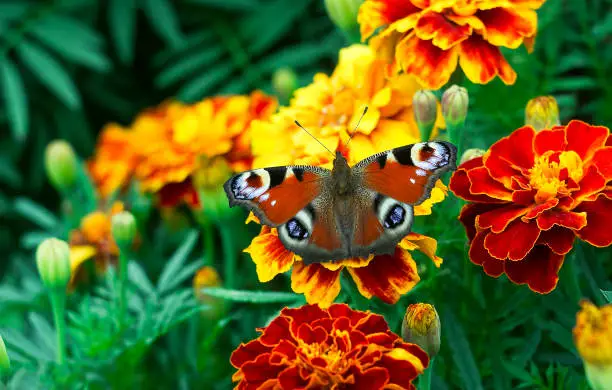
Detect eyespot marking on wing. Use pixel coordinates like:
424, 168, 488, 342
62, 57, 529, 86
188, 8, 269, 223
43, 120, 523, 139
411, 142, 451, 170
230, 169, 270, 200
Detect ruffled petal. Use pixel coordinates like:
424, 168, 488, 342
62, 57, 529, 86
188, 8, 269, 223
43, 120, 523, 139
590, 146, 612, 180
230, 339, 271, 368
565, 120, 609, 161
467, 166, 514, 201
504, 245, 565, 294
572, 165, 607, 204
291, 262, 341, 308
469, 231, 505, 276
533, 128, 566, 156
415, 11, 471, 50
347, 247, 420, 304
477, 6, 537, 49
458, 203, 500, 241
351, 366, 390, 390
458, 35, 517, 85
450, 157, 507, 203
575, 193, 612, 247
484, 219, 541, 261
484, 126, 535, 185
244, 227, 295, 282
537, 226, 576, 255
380, 347, 427, 387
476, 205, 529, 233
536, 210, 588, 231
399, 233, 443, 267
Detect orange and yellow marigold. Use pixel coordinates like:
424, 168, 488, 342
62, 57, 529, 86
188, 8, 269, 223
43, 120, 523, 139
358, 0, 546, 89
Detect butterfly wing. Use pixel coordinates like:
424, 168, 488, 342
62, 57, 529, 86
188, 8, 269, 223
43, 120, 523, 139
224, 165, 347, 263
349, 141, 457, 253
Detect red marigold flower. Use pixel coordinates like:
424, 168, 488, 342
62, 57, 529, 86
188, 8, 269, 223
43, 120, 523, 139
358, 0, 546, 89
230, 303, 429, 390
449, 120, 612, 293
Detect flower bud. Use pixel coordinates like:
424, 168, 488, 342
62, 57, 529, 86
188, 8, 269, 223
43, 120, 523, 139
525, 96, 560, 131
193, 266, 225, 320
44, 140, 78, 191
441, 85, 469, 128
413, 90, 438, 141
573, 300, 612, 390
36, 238, 72, 290
272, 67, 298, 103
460, 148, 486, 165
0, 333, 9, 373
402, 303, 441, 358
111, 211, 137, 248
324, 0, 363, 36
193, 157, 237, 222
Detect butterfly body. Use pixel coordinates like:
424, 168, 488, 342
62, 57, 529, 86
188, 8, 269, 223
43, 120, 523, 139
224, 141, 457, 265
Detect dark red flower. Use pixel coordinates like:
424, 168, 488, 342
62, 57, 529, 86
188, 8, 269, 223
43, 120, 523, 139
230, 303, 429, 390
450, 120, 612, 293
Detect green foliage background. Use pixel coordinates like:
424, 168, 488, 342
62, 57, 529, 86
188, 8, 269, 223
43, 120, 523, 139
0, 0, 611, 389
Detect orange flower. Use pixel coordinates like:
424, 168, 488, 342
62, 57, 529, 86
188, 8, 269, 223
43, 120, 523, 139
358, 0, 546, 89
573, 300, 612, 389
68, 202, 125, 286
230, 303, 428, 389
449, 121, 612, 293
88, 124, 139, 198
87, 91, 277, 207
245, 45, 447, 307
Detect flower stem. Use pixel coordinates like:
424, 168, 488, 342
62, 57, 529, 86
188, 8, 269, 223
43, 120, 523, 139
419, 357, 435, 390
201, 218, 215, 267
49, 291, 67, 365
118, 249, 129, 325
219, 223, 236, 289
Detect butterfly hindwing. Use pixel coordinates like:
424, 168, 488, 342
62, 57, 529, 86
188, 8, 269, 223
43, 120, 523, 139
224, 165, 329, 226
354, 141, 457, 206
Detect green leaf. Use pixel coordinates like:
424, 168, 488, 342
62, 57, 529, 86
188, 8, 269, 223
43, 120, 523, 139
0, 57, 28, 142
177, 65, 233, 102
142, 0, 184, 48
108, 0, 137, 64
28, 313, 56, 356
186, 0, 259, 11
200, 288, 302, 304
441, 308, 484, 390
128, 262, 156, 296
550, 77, 598, 92
20, 231, 53, 250
0, 155, 22, 188
29, 16, 111, 72
502, 360, 534, 384
16, 40, 81, 108
155, 46, 224, 88
601, 289, 612, 303
157, 230, 199, 293
257, 43, 332, 74
12, 197, 59, 231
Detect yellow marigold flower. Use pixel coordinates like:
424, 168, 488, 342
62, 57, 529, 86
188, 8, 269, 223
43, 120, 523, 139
402, 303, 441, 357
358, 0, 546, 89
525, 95, 560, 131
68, 202, 127, 287
246, 44, 447, 307
193, 266, 225, 320
573, 300, 612, 390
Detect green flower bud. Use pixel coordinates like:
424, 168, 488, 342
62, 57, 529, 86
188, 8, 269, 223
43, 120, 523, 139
413, 90, 438, 141
460, 148, 486, 165
525, 95, 560, 131
111, 211, 137, 248
441, 85, 469, 128
272, 67, 298, 103
324, 0, 363, 40
36, 238, 72, 291
402, 303, 441, 358
0, 333, 10, 373
44, 140, 78, 191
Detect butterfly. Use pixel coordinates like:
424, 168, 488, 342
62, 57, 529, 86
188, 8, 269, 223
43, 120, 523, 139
223, 112, 457, 265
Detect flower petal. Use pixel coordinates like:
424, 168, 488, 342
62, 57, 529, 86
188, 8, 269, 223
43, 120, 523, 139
240, 354, 282, 386
572, 165, 607, 204
484, 126, 536, 184
537, 226, 576, 255
504, 245, 565, 294
347, 247, 420, 304
351, 366, 390, 390
576, 194, 612, 247
565, 120, 610, 161
590, 146, 612, 180
533, 128, 566, 156
536, 210, 587, 231
523, 197, 559, 219
476, 205, 528, 233
458, 35, 517, 85
291, 262, 341, 308
467, 166, 514, 201
450, 157, 507, 203
230, 339, 270, 368
484, 220, 541, 261
459, 203, 500, 241
380, 347, 427, 387
244, 228, 295, 283
399, 233, 443, 267
397, 34, 459, 90
477, 7, 537, 48
278, 366, 310, 390
469, 231, 505, 276
415, 11, 471, 50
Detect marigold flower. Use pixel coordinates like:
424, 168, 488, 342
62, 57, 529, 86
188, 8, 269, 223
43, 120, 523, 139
87, 92, 277, 208
246, 45, 447, 307
525, 95, 560, 131
230, 303, 428, 389
449, 120, 612, 293
573, 300, 612, 390
402, 303, 441, 358
68, 202, 125, 287
358, 0, 545, 89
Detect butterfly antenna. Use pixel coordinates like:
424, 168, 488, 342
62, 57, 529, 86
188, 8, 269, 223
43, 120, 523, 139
345, 106, 369, 148
294, 120, 336, 157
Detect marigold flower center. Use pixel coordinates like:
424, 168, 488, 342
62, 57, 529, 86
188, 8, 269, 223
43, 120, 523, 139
297, 329, 351, 374
528, 151, 584, 203
574, 301, 612, 367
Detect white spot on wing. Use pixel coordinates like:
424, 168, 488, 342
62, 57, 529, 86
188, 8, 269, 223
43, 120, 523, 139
410, 178, 416, 184
271, 200, 277, 206
410, 142, 448, 171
